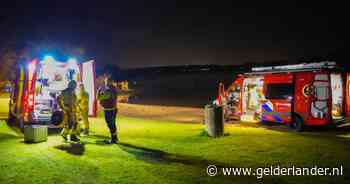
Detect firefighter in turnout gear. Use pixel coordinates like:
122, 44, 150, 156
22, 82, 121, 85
58, 80, 80, 142
78, 83, 90, 136
97, 77, 118, 144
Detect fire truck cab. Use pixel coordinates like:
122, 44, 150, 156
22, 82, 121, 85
8, 56, 96, 128
220, 62, 349, 131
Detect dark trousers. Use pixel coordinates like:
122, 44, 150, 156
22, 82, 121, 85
104, 109, 117, 135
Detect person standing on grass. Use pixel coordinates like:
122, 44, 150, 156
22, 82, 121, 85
58, 80, 80, 142
97, 77, 118, 144
78, 83, 90, 136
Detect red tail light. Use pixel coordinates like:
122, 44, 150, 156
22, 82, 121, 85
27, 94, 35, 110
24, 89, 36, 113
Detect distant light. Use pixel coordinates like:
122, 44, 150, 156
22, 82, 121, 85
43, 55, 55, 64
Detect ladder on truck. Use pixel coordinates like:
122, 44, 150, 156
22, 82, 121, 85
249, 61, 336, 74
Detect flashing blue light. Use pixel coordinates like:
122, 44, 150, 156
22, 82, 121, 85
67, 57, 78, 64
43, 55, 55, 63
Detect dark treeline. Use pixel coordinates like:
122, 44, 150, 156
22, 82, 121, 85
99, 56, 345, 82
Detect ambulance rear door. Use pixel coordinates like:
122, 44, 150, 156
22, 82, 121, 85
81, 60, 96, 116
8, 64, 26, 126
346, 73, 350, 117
226, 75, 244, 120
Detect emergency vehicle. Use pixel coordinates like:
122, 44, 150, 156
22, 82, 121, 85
8, 56, 96, 127
217, 62, 349, 131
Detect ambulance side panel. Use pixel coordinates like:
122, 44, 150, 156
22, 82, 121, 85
82, 60, 97, 117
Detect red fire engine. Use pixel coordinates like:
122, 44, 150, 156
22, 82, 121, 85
8, 56, 97, 128
217, 62, 349, 131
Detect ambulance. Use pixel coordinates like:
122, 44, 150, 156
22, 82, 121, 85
8, 56, 96, 127
218, 62, 349, 131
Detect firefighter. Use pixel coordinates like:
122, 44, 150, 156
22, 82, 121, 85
58, 80, 80, 142
78, 83, 90, 136
97, 77, 118, 144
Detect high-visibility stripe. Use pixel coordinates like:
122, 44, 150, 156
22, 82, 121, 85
16, 66, 25, 115
262, 101, 274, 112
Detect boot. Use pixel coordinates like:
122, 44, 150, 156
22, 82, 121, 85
61, 129, 68, 141
70, 134, 80, 142
104, 134, 118, 144
81, 129, 89, 136
111, 134, 118, 144
61, 134, 68, 141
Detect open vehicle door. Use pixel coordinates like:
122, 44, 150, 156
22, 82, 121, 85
240, 76, 264, 122
8, 65, 26, 127
330, 73, 344, 119
81, 60, 97, 116
346, 73, 350, 117
226, 76, 243, 120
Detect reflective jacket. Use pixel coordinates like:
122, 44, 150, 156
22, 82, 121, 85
58, 88, 78, 112
78, 90, 89, 110
97, 85, 117, 110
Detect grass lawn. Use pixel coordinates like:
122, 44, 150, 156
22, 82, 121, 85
1, 116, 350, 184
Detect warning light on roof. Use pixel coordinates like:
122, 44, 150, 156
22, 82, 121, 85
43, 55, 55, 64
67, 57, 78, 70
67, 57, 77, 64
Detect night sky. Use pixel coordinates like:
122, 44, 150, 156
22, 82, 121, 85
0, 1, 344, 68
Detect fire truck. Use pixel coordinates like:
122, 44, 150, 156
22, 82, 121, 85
217, 62, 350, 131
8, 56, 96, 128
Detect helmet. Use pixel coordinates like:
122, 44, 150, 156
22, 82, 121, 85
68, 80, 77, 89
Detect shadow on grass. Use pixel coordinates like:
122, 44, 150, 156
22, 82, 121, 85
244, 121, 350, 144
241, 120, 350, 135
82, 134, 231, 167
199, 129, 230, 137
87, 134, 111, 145
117, 142, 232, 168
0, 133, 18, 142
54, 143, 86, 156
48, 128, 62, 135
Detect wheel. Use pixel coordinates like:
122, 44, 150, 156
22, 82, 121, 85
290, 115, 304, 132
7, 112, 16, 125
7, 111, 21, 127
261, 120, 270, 125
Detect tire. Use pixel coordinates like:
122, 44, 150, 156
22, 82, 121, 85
7, 109, 21, 127
290, 115, 304, 132
261, 120, 271, 126
7, 112, 17, 126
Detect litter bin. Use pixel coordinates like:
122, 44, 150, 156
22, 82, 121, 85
24, 125, 48, 143
204, 104, 224, 137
